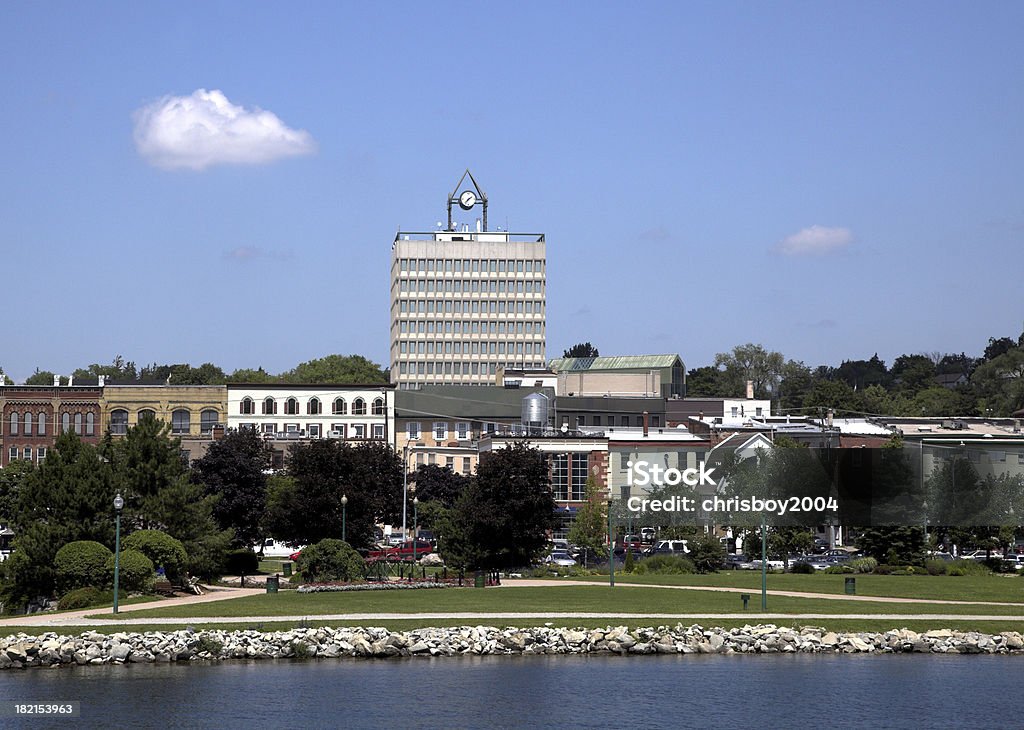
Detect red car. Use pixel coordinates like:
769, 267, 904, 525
368, 540, 433, 561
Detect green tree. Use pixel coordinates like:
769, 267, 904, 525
971, 347, 1024, 416
229, 367, 277, 383
567, 478, 607, 567
410, 464, 470, 509
191, 428, 271, 546
685, 366, 731, 397
714, 343, 786, 399
891, 354, 937, 394
24, 369, 65, 386
0, 460, 34, 524
802, 379, 864, 415
766, 528, 814, 568
280, 354, 387, 384
562, 342, 599, 358
448, 443, 556, 571
856, 527, 925, 565
72, 355, 137, 382
777, 360, 814, 412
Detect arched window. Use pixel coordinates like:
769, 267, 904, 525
9, 412, 18, 436
352, 398, 366, 416
332, 398, 347, 415
138, 409, 156, 423
200, 409, 218, 434
372, 397, 385, 416
240, 397, 254, 415
262, 397, 277, 415
110, 409, 128, 436
86, 412, 95, 436
285, 397, 299, 415
23, 412, 32, 436
307, 397, 322, 415
37, 412, 46, 436
74, 413, 83, 434
61, 412, 70, 432
171, 409, 190, 434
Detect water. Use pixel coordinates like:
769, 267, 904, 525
0, 654, 1018, 729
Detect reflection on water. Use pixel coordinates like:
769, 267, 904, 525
0, 653, 1018, 729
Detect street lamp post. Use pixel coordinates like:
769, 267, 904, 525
341, 494, 348, 543
413, 496, 419, 574
113, 492, 124, 614
402, 443, 410, 540
608, 498, 615, 588
408, 484, 417, 581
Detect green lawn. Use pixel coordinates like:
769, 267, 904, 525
564, 572, 1024, 603
81, 585, 1024, 621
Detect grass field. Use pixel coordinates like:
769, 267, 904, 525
565, 572, 1024, 603
80, 584, 1024, 622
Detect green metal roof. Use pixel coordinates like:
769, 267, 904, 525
548, 354, 682, 372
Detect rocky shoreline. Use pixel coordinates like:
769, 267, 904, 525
2, 624, 1023, 669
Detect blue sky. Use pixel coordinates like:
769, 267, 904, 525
1, 2, 1021, 383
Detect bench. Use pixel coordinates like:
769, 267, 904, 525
153, 578, 175, 596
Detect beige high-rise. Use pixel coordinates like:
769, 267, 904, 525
390, 230, 547, 389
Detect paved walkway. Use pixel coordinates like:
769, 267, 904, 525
2, 579, 1021, 629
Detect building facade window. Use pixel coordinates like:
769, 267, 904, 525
307, 397, 322, 415
372, 424, 385, 440
456, 422, 470, 440
352, 398, 366, 416
37, 447, 46, 462
372, 397, 385, 415
462, 457, 472, 475
308, 424, 321, 438
24, 412, 32, 436
240, 397, 255, 415
352, 424, 366, 438
200, 409, 218, 434
333, 398, 347, 415
407, 422, 421, 439
138, 409, 156, 422
263, 397, 277, 415
110, 409, 129, 436
74, 413, 83, 434
331, 424, 347, 438
38, 412, 46, 436
285, 397, 299, 415
62, 413, 71, 432
171, 409, 190, 434
433, 422, 447, 440
86, 412, 95, 436
9, 412, 18, 436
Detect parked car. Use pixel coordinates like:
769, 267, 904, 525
368, 540, 433, 561
640, 527, 656, 543
619, 534, 644, 551
1001, 555, 1024, 571
545, 550, 577, 567
724, 554, 749, 570
646, 539, 690, 556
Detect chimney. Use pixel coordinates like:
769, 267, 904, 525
826, 409, 834, 428
98, 375, 105, 387
53, 374, 60, 387
746, 380, 754, 399
68, 375, 74, 387
642, 411, 649, 437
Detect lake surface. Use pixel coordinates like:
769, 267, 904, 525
0, 653, 1018, 729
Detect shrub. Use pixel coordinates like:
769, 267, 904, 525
924, 560, 948, 576
224, 549, 259, 577
790, 561, 815, 574
688, 535, 725, 573
55, 541, 113, 593
296, 539, 366, 583
849, 557, 878, 574
624, 549, 635, 574
824, 565, 854, 574
57, 586, 102, 611
123, 530, 187, 583
105, 549, 155, 592
633, 555, 696, 575
948, 559, 990, 576
874, 564, 893, 575
947, 564, 966, 577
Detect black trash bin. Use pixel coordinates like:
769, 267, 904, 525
474, 570, 485, 588
845, 577, 856, 595
283, 562, 292, 577
266, 575, 279, 593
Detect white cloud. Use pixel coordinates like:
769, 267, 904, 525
133, 89, 316, 170
775, 225, 853, 256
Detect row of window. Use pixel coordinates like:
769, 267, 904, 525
396, 320, 544, 335
397, 279, 544, 294
109, 409, 219, 436
7, 411, 94, 436
8, 446, 46, 463
238, 422, 385, 439
412, 451, 473, 476
397, 258, 545, 274
397, 361, 546, 375
561, 414, 663, 428
407, 421, 477, 441
239, 396, 386, 416
398, 341, 540, 356
397, 299, 544, 316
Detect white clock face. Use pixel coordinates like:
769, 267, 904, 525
459, 190, 476, 210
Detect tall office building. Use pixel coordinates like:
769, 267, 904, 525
390, 171, 546, 388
